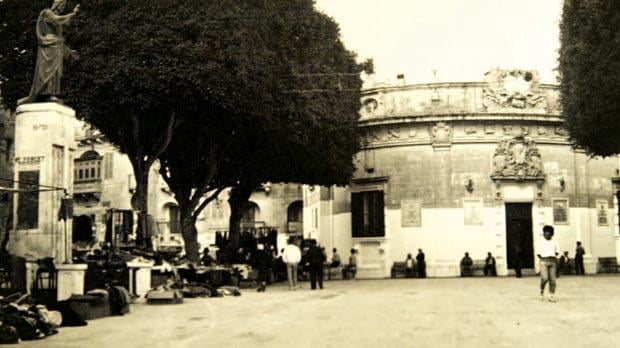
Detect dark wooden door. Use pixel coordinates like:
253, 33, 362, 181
505, 203, 534, 269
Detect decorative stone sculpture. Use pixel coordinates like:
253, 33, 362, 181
491, 130, 544, 181
482, 68, 548, 110
431, 122, 452, 145
18, 1, 80, 105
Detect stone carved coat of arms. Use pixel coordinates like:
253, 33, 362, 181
482, 68, 547, 110
491, 132, 543, 181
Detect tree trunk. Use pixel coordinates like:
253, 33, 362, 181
131, 168, 150, 250
180, 209, 199, 264
227, 182, 255, 250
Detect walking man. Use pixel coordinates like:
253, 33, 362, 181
538, 225, 560, 302
575, 241, 585, 275
282, 238, 301, 290
307, 240, 326, 290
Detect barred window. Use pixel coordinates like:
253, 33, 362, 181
351, 190, 385, 238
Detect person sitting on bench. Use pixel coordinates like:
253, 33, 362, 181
330, 248, 341, 268
558, 251, 570, 276
343, 249, 358, 280
405, 253, 415, 278
460, 252, 474, 277
484, 252, 497, 276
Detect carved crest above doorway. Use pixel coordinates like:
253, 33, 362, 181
482, 68, 547, 110
491, 131, 544, 181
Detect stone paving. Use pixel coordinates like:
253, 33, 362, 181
20, 275, 620, 348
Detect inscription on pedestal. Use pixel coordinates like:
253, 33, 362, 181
17, 170, 39, 229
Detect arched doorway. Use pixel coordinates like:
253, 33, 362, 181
163, 203, 181, 235
287, 200, 303, 234
240, 201, 260, 228
73, 215, 94, 243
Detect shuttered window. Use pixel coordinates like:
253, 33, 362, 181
103, 153, 114, 179
351, 190, 385, 238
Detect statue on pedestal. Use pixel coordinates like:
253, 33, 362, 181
18, 0, 80, 105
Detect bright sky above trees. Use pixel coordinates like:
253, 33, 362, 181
315, 0, 562, 84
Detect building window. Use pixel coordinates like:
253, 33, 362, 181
167, 204, 181, 234
240, 202, 259, 225
103, 153, 114, 179
287, 201, 303, 233
74, 150, 102, 183
351, 190, 385, 238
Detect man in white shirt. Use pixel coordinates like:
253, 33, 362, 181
537, 225, 560, 302
282, 238, 302, 290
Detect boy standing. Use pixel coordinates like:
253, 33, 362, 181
538, 225, 560, 302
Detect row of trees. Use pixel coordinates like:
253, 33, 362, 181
0, 0, 370, 262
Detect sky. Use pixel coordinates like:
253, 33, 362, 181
314, 0, 563, 85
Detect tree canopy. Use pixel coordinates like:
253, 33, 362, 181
559, 0, 620, 156
157, 0, 366, 260
1, 0, 367, 258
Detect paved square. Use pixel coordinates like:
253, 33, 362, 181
22, 276, 620, 348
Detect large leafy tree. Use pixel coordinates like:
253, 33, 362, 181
158, 0, 366, 261
0, 0, 262, 248
559, 0, 620, 156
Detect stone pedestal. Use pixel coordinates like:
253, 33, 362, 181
11, 103, 76, 262
584, 254, 597, 274
56, 263, 87, 301
127, 261, 153, 298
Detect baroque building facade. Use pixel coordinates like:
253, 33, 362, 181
305, 69, 620, 278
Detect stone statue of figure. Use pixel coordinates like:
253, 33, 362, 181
18, 0, 80, 105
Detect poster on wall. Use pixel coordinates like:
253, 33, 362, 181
401, 200, 422, 227
552, 198, 569, 224
463, 198, 483, 225
596, 200, 608, 226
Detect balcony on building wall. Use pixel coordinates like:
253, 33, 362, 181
74, 178, 102, 195
73, 150, 103, 201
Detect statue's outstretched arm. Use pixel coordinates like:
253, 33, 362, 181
45, 4, 79, 25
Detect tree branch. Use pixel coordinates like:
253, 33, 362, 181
148, 111, 177, 167
192, 186, 227, 220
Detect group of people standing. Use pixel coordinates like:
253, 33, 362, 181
280, 239, 362, 290
281, 238, 327, 290
404, 249, 426, 278
556, 241, 586, 276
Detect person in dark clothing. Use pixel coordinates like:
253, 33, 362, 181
514, 245, 522, 278
484, 252, 497, 276
255, 244, 272, 292
558, 251, 570, 277
416, 249, 426, 278
460, 252, 473, 277
200, 247, 215, 267
307, 241, 326, 290
273, 248, 287, 282
575, 241, 585, 275
330, 248, 341, 268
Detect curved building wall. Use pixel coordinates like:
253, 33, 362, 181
319, 70, 620, 278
